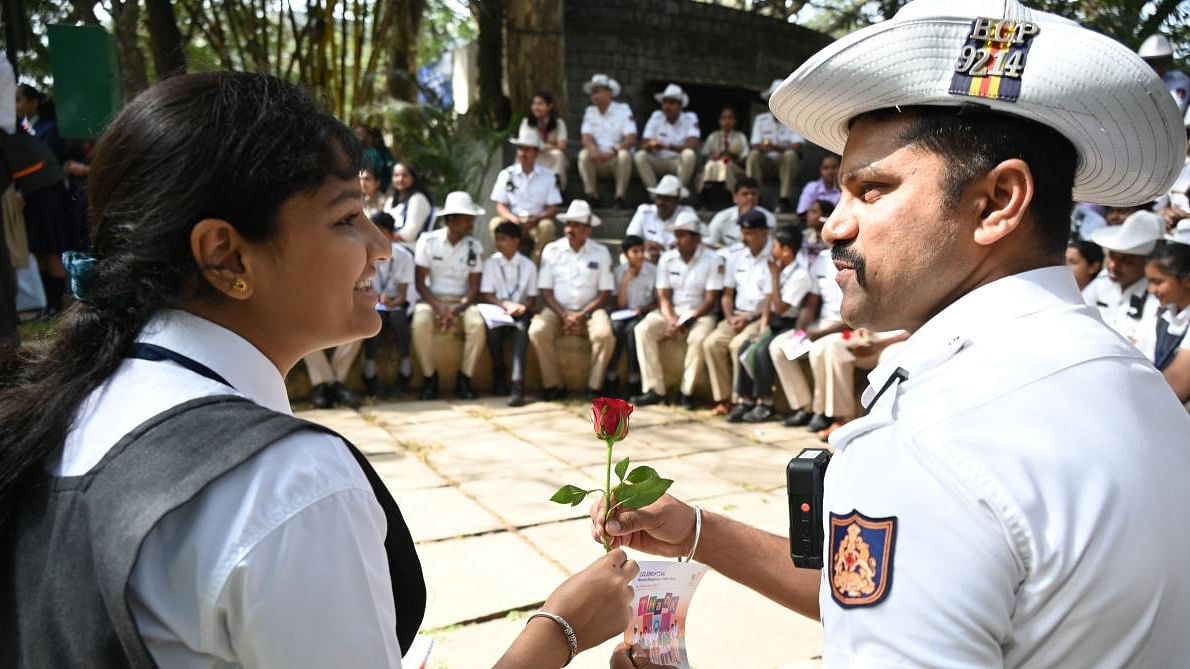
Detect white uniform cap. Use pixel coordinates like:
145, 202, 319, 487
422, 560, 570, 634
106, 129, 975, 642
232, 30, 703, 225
1091, 210, 1166, 255
509, 126, 543, 150
769, 0, 1185, 206
583, 73, 621, 98
654, 83, 689, 109
436, 191, 486, 218
556, 199, 602, 227
1138, 34, 1174, 59
668, 210, 706, 235
647, 174, 690, 199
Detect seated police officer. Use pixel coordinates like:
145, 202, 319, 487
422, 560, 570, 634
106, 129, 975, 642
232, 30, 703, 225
631, 211, 724, 409
411, 192, 487, 400
600, 1, 1190, 666
529, 200, 616, 401
625, 174, 696, 264
1084, 210, 1164, 342
489, 127, 563, 262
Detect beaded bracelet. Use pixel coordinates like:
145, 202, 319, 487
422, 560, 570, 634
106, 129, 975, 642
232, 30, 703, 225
528, 611, 578, 667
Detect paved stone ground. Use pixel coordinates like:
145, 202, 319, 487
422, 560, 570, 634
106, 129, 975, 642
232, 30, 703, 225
299, 397, 825, 669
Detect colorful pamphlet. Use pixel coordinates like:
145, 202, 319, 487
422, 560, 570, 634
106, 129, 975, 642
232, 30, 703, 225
625, 560, 708, 669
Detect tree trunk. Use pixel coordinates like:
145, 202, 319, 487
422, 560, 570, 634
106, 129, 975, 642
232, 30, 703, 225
471, 0, 505, 125
109, 0, 150, 97
506, 0, 565, 121
387, 0, 425, 102
145, 0, 187, 80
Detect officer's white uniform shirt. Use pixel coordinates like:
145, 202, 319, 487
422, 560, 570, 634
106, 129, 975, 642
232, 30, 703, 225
414, 228, 483, 298
640, 110, 700, 159
704, 205, 777, 248
626, 203, 696, 250
1071, 206, 1107, 241
749, 112, 804, 158
724, 239, 773, 313
810, 252, 843, 322
374, 242, 415, 301
764, 261, 813, 318
580, 101, 636, 152
56, 310, 401, 668
1081, 273, 1157, 341
489, 163, 563, 216
656, 246, 725, 311
538, 237, 614, 311
1158, 155, 1190, 213
614, 261, 658, 311
820, 267, 1190, 667
480, 251, 538, 305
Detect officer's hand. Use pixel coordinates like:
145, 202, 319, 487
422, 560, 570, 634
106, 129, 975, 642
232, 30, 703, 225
591, 493, 696, 558
729, 314, 749, 331
540, 549, 638, 654
609, 643, 678, 669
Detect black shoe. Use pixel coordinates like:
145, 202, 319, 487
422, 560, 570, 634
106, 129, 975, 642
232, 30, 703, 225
603, 377, 621, 399
626, 380, 642, 398
492, 375, 510, 397
310, 383, 334, 409
631, 390, 665, 406
586, 387, 602, 401
806, 413, 833, 432
420, 373, 440, 400
586, 193, 602, 208
363, 374, 380, 397
542, 386, 567, 402
727, 402, 754, 423
783, 408, 814, 427
331, 382, 361, 409
678, 393, 697, 410
508, 382, 527, 407
614, 197, 627, 211
393, 372, 412, 396
776, 197, 793, 214
743, 403, 775, 423
456, 373, 479, 400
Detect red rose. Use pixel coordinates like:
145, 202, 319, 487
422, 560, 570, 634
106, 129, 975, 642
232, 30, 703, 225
591, 397, 633, 442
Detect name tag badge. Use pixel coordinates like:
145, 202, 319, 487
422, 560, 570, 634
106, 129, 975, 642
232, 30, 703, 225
432, 256, 444, 261
587, 261, 599, 270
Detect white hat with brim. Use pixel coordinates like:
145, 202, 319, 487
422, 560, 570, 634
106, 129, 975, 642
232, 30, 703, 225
760, 78, 783, 100
1138, 34, 1174, 59
1091, 210, 1165, 255
583, 73, 621, 98
654, 83, 689, 108
436, 191, 486, 218
1167, 218, 1190, 245
768, 0, 1185, 206
647, 174, 690, 199
509, 126, 543, 150
668, 210, 706, 236
556, 199, 602, 227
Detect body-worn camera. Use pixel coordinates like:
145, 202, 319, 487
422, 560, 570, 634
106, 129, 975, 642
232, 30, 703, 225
787, 448, 831, 569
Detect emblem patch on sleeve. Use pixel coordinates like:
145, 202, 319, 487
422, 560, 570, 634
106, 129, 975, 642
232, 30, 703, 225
948, 17, 1040, 102
829, 510, 897, 608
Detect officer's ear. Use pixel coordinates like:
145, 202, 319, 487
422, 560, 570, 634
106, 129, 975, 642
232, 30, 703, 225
967, 158, 1033, 247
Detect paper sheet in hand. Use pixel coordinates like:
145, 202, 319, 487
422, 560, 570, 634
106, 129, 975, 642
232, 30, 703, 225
780, 331, 813, 360
375, 301, 389, 312
624, 561, 709, 669
401, 634, 434, 668
610, 308, 639, 321
476, 303, 516, 328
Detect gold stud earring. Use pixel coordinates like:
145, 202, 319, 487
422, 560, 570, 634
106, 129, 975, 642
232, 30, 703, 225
231, 277, 249, 295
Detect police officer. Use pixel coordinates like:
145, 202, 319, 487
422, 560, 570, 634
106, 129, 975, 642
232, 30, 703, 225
746, 79, 804, 213
1084, 210, 1163, 342
529, 200, 616, 400
411, 191, 487, 400
489, 126, 563, 262
702, 209, 771, 416
599, 1, 1190, 666
630, 211, 724, 409
625, 175, 696, 263
633, 84, 700, 190
578, 74, 636, 210
704, 177, 777, 250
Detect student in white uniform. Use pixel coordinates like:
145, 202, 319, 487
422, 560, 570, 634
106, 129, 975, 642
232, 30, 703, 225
0, 71, 637, 669
489, 127, 563, 262
702, 209, 771, 416
1085, 211, 1164, 342
578, 74, 636, 209
600, 3, 1190, 667
746, 78, 805, 212
633, 84, 700, 190
1135, 240, 1190, 374
361, 212, 415, 398
606, 235, 658, 398
626, 174, 696, 264
704, 177, 777, 250
481, 221, 539, 408
631, 212, 724, 409
411, 191, 487, 400
529, 199, 616, 401
1066, 238, 1105, 291
518, 90, 569, 189
385, 161, 435, 252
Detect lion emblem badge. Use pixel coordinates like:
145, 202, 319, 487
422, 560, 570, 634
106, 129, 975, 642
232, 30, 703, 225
829, 510, 897, 608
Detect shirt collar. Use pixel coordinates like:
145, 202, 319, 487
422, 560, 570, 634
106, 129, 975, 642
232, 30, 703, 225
137, 309, 292, 415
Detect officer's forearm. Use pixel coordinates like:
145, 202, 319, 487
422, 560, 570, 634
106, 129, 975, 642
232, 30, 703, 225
696, 510, 821, 621
581, 291, 608, 316
688, 291, 720, 321
541, 290, 566, 318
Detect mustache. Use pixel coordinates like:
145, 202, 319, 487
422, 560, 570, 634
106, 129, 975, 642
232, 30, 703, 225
831, 243, 867, 289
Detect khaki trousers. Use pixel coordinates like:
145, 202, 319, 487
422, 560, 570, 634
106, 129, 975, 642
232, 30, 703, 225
488, 216, 556, 262
745, 150, 799, 199
537, 149, 568, 191
578, 148, 633, 199
806, 332, 906, 419
633, 149, 697, 189
702, 314, 762, 402
696, 160, 744, 194
528, 308, 614, 390
769, 320, 843, 411
410, 298, 486, 378
303, 340, 363, 385
634, 310, 717, 396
